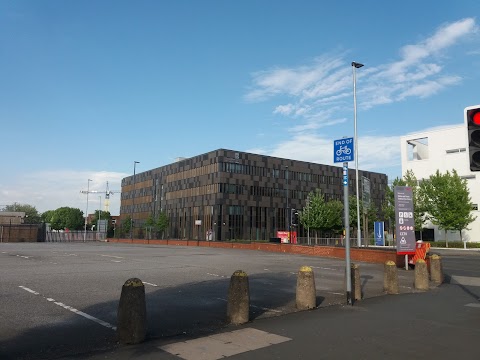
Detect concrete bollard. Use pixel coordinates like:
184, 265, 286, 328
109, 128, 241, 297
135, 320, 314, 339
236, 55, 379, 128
227, 270, 250, 325
414, 259, 429, 291
117, 278, 147, 344
430, 254, 444, 284
351, 263, 362, 301
296, 266, 316, 310
384, 260, 399, 294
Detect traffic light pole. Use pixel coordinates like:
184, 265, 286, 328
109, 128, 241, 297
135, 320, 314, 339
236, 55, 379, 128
343, 162, 352, 305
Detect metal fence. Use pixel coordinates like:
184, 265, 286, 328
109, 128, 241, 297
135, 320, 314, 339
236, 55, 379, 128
46, 230, 106, 242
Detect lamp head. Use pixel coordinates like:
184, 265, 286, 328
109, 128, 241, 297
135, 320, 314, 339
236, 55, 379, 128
352, 62, 364, 69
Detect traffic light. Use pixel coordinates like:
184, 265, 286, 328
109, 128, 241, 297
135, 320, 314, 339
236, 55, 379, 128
465, 105, 480, 171
290, 208, 299, 226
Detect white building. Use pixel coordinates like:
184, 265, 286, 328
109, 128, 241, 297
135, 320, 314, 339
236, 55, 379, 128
400, 124, 479, 243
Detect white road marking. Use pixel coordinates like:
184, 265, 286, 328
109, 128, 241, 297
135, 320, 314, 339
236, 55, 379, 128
465, 303, 480, 308
52, 301, 117, 330
143, 282, 158, 287
19, 286, 116, 331
16, 255, 30, 259
207, 273, 226, 278
100, 254, 124, 259
215, 297, 282, 313
19, 286, 39, 295
329, 292, 344, 295
111, 260, 121, 263
1, 252, 7, 254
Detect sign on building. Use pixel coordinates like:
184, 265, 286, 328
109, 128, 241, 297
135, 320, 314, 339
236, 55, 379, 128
362, 176, 371, 210
394, 186, 416, 255
374, 221, 384, 246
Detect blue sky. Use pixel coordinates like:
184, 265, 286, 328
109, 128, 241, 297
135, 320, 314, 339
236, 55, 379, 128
1, 1, 479, 215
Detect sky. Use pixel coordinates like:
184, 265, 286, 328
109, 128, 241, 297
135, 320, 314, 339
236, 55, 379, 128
1, 1, 479, 215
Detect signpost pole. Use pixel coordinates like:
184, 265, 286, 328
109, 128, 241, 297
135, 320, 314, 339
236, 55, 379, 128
334, 137, 354, 305
343, 163, 352, 305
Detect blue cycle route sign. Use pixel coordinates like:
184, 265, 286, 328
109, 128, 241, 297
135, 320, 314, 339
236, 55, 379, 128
333, 137, 354, 163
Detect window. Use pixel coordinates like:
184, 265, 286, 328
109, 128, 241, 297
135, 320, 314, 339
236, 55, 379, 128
446, 148, 466, 154
461, 175, 476, 180
407, 137, 429, 161
472, 204, 478, 211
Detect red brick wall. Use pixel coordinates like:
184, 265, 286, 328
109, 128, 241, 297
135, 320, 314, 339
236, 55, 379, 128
107, 239, 402, 266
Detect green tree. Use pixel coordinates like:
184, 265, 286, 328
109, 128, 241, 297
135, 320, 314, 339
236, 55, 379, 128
419, 170, 476, 246
41, 210, 55, 223
299, 189, 343, 242
121, 215, 132, 236
50, 207, 84, 230
323, 200, 344, 234
4, 203, 42, 224
156, 211, 169, 238
144, 212, 169, 239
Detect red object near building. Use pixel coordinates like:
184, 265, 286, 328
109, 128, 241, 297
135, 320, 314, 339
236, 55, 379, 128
408, 241, 431, 265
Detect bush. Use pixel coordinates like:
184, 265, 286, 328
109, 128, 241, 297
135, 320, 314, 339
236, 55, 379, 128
430, 241, 480, 249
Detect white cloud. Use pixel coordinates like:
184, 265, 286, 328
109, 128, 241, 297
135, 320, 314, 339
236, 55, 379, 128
245, 18, 477, 134
0, 170, 128, 215
247, 133, 402, 179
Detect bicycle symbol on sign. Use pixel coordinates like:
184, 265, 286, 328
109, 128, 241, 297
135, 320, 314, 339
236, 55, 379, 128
335, 146, 352, 156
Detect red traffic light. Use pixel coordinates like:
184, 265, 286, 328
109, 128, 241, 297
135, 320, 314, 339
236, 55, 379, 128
468, 108, 480, 126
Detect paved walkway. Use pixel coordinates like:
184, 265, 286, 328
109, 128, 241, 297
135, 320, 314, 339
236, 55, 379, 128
85, 275, 480, 360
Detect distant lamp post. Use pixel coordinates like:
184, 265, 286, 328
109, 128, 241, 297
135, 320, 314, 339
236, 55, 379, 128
131, 161, 140, 240
352, 61, 364, 247
84, 179, 92, 242
98, 196, 102, 233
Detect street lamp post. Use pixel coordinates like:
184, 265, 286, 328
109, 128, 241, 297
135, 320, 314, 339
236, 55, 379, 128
84, 179, 92, 242
131, 161, 140, 240
98, 196, 101, 233
352, 61, 364, 248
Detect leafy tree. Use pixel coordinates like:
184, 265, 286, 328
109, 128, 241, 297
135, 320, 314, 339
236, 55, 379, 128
349, 196, 378, 245
299, 189, 343, 242
323, 200, 343, 234
156, 211, 169, 238
144, 212, 169, 239
50, 207, 84, 230
419, 169, 476, 246
121, 215, 132, 236
41, 210, 55, 223
4, 203, 41, 224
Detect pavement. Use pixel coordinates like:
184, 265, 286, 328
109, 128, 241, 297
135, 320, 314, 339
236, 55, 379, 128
84, 281, 480, 360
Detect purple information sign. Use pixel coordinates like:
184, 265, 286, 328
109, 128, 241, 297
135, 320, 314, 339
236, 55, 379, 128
394, 186, 416, 255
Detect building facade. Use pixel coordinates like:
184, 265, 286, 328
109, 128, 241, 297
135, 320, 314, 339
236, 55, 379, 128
400, 125, 480, 242
120, 149, 388, 241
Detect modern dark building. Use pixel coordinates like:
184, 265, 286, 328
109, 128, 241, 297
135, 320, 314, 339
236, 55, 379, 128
119, 149, 388, 241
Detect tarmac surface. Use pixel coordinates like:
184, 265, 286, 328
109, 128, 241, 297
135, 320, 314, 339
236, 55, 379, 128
0, 243, 479, 359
